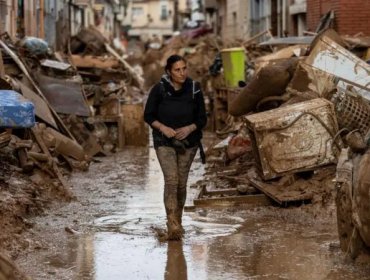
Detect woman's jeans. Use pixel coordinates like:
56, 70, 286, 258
155, 146, 198, 222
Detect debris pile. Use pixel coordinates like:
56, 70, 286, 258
0, 27, 147, 257
187, 29, 370, 259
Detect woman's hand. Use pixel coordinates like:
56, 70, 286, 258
175, 124, 196, 140
159, 124, 177, 138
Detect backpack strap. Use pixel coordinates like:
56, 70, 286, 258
192, 81, 201, 100
160, 80, 199, 100
159, 81, 166, 99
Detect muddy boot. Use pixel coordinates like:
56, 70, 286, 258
177, 186, 187, 234
176, 208, 185, 234
167, 213, 182, 241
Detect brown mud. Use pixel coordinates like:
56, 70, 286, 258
2, 138, 369, 279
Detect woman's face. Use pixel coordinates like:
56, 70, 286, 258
169, 60, 187, 86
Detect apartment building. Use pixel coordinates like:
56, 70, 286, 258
126, 0, 175, 41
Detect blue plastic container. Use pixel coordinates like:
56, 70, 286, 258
0, 90, 35, 128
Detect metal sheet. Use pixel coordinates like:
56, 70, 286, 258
259, 36, 313, 46
41, 59, 71, 71
245, 98, 339, 180
35, 73, 90, 116
306, 36, 370, 101
17, 79, 58, 128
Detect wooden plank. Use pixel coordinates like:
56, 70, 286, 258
17, 79, 58, 128
184, 186, 203, 211
203, 188, 238, 196
31, 126, 74, 199
70, 54, 120, 69
194, 194, 271, 207
0, 131, 11, 148
105, 43, 144, 89
243, 29, 271, 46
0, 49, 5, 79
249, 178, 313, 205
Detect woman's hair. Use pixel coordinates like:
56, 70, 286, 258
165, 55, 186, 73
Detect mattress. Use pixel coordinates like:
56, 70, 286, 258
0, 90, 35, 128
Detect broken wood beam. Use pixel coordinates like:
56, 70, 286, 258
70, 54, 120, 69
203, 188, 238, 196
193, 194, 271, 207
9, 136, 33, 149
243, 29, 272, 46
248, 178, 313, 206
31, 126, 74, 199
17, 147, 34, 173
0, 130, 11, 148
27, 151, 49, 162
104, 43, 144, 90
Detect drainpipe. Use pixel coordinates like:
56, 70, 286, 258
68, 0, 72, 36
39, 0, 44, 38
174, 0, 179, 31
282, 0, 286, 35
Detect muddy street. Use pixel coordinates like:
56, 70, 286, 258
14, 138, 370, 280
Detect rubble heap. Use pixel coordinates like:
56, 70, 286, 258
0, 27, 147, 258
188, 29, 370, 260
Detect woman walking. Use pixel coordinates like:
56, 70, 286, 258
144, 55, 207, 240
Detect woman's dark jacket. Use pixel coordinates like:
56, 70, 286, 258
144, 75, 207, 148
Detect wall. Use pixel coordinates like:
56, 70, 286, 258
44, 0, 57, 47
307, 0, 370, 35
221, 0, 249, 41
24, 0, 37, 37
128, 0, 175, 40
289, 0, 307, 36
249, 0, 271, 38
306, 0, 338, 32
215, 0, 249, 41
0, 0, 17, 38
178, 0, 190, 12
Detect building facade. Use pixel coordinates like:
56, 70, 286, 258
289, 0, 307, 36
125, 0, 175, 41
307, 0, 370, 35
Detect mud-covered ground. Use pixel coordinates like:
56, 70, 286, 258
0, 35, 367, 278
0, 146, 70, 262
6, 136, 370, 279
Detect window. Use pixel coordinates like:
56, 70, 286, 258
132, 7, 143, 16
160, 5, 168, 20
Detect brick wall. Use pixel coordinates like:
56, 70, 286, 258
307, 0, 370, 35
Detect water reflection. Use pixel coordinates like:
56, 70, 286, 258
40, 142, 370, 280
76, 235, 95, 280
165, 241, 187, 280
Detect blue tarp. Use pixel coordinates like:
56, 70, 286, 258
0, 90, 35, 128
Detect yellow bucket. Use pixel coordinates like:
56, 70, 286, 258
220, 47, 245, 87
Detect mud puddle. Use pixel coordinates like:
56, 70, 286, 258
17, 142, 370, 279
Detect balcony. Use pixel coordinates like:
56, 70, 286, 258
289, 0, 306, 15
